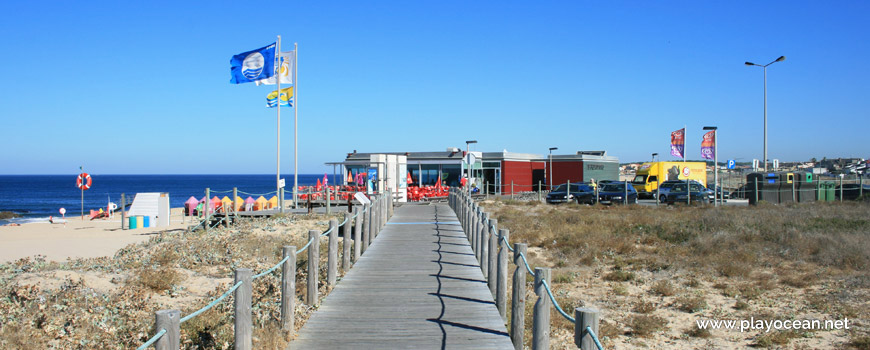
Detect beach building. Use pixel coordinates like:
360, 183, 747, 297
328, 149, 618, 199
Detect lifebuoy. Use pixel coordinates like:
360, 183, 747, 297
77, 173, 92, 190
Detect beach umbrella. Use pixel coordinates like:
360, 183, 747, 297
347, 172, 353, 184
407, 172, 414, 185
267, 195, 278, 209
244, 196, 255, 211
316, 178, 322, 191
254, 196, 267, 210
184, 196, 198, 215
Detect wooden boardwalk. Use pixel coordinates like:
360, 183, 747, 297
289, 203, 513, 349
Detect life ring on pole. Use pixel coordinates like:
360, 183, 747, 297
77, 173, 92, 190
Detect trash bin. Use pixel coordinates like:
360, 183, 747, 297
129, 216, 138, 229
778, 173, 796, 204
795, 172, 815, 203
747, 173, 780, 205
824, 181, 836, 202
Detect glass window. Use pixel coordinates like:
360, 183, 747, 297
442, 164, 461, 187
632, 175, 647, 184
602, 184, 624, 191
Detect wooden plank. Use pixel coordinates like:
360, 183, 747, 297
290, 203, 512, 350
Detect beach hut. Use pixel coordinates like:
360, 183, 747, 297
254, 196, 267, 211
234, 196, 244, 211
221, 196, 233, 213
184, 196, 198, 216
267, 195, 278, 209
210, 196, 222, 212
244, 196, 255, 211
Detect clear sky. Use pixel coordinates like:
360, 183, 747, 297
1, 1, 867, 175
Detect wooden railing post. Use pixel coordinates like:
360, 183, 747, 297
204, 188, 210, 234
342, 212, 351, 272
488, 222, 498, 296
327, 219, 338, 286
325, 186, 331, 214
532, 267, 551, 350
496, 228, 509, 321
232, 187, 238, 224
575, 308, 600, 350
511, 181, 514, 199
120, 193, 126, 229
372, 196, 380, 239
511, 243, 528, 350
154, 309, 180, 350
362, 203, 371, 254
480, 216, 490, 278
353, 206, 362, 262
281, 246, 296, 331
234, 268, 252, 350
470, 205, 478, 242
307, 230, 319, 305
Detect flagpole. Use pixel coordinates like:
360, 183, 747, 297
276, 35, 283, 213
293, 42, 299, 209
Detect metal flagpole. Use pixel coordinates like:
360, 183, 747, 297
80, 166, 84, 221
276, 35, 282, 213
293, 42, 299, 209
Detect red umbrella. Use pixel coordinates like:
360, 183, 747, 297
407, 172, 414, 185
316, 178, 322, 191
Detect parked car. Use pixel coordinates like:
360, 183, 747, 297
663, 182, 708, 205
730, 184, 750, 199
546, 183, 596, 205
597, 183, 638, 205
705, 185, 729, 203
656, 180, 704, 203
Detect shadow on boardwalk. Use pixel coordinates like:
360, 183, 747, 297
290, 203, 512, 349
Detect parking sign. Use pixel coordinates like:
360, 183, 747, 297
727, 160, 736, 169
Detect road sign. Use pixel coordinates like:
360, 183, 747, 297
682, 166, 691, 177
465, 153, 476, 165
279, 178, 286, 188
727, 160, 736, 170
354, 192, 371, 205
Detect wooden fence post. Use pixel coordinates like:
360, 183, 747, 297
327, 219, 338, 286
471, 210, 479, 260
480, 217, 490, 278
488, 222, 498, 296
120, 193, 126, 229
496, 228, 509, 321
372, 196, 379, 239
154, 309, 180, 350
204, 188, 210, 234
325, 186, 331, 214
362, 203, 370, 254
532, 267, 551, 350
234, 268, 252, 350
575, 308, 600, 350
511, 181, 514, 199
353, 206, 362, 262
511, 243, 528, 350
233, 188, 238, 225
307, 230, 319, 305
342, 212, 351, 272
281, 246, 296, 331
470, 205, 478, 242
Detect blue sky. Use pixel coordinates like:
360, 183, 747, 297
1, 1, 867, 174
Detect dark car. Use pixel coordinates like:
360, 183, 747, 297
546, 183, 596, 205
597, 183, 638, 205
730, 184, 750, 199
706, 185, 729, 203
657, 180, 704, 203
664, 183, 708, 205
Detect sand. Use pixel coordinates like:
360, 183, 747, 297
0, 209, 193, 263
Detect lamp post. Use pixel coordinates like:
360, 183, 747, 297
466, 140, 477, 195
651, 153, 658, 162
548, 147, 558, 190
745, 56, 785, 172
703, 126, 718, 206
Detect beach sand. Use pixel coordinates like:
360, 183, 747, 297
0, 208, 193, 263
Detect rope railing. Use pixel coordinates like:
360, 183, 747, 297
449, 188, 604, 350
136, 191, 394, 349
179, 280, 244, 323
135, 329, 166, 350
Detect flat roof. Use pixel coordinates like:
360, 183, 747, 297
330, 150, 618, 165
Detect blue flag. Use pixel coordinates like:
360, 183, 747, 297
230, 43, 276, 84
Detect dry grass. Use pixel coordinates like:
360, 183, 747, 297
483, 199, 870, 349
0, 213, 340, 349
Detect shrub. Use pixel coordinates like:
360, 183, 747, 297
675, 294, 707, 313
137, 267, 182, 292
628, 315, 667, 337
604, 270, 635, 282
651, 280, 676, 297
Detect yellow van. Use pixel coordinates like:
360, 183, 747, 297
631, 162, 707, 198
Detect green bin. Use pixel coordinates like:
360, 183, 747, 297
823, 181, 836, 202
129, 216, 138, 229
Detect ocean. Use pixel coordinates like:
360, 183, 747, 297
0, 174, 333, 225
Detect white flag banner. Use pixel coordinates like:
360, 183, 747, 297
255, 50, 295, 85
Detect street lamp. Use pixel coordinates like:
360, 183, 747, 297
651, 153, 658, 162
745, 55, 785, 172
703, 126, 718, 206
465, 140, 477, 195
548, 147, 558, 190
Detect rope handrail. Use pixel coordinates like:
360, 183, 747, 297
253, 255, 291, 280
501, 236, 514, 252
517, 251, 535, 275
296, 237, 315, 254
238, 190, 279, 197
541, 279, 575, 323
209, 189, 234, 194
136, 328, 166, 350
586, 325, 605, 350
179, 280, 244, 323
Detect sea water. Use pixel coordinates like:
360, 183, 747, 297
0, 174, 331, 225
